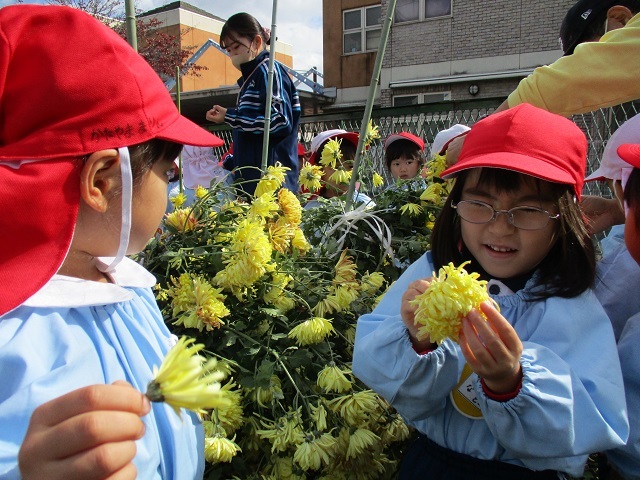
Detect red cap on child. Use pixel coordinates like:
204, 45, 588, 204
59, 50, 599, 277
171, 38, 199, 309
0, 5, 224, 316
384, 132, 425, 151
441, 104, 587, 199
617, 144, 640, 170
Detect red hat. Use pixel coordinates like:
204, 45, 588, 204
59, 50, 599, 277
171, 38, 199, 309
441, 103, 587, 199
308, 129, 359, 165
0, 5, 223, 316
617, 144, 640, 170
384, 132, 425, 151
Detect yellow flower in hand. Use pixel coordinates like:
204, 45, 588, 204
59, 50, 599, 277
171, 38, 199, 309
410, 261, 495, 344
146, 336, 230, 415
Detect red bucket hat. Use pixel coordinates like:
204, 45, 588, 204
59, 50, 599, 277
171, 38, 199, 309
0, 5, 223, 316
441, 103, 587, 199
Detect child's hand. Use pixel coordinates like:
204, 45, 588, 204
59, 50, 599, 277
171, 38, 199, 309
205, 105, 227, 124
401, 279, 436, 351
459, 301, 523, 394
18, 381, 150, 480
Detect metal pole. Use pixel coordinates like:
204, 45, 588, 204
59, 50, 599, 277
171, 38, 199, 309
176, 66, 183, 193
345, 0, 397, 210
260, 0, 279, 172
124, 0, 137, 51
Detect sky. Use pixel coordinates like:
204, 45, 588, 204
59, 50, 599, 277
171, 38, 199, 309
0, 0, 324, 73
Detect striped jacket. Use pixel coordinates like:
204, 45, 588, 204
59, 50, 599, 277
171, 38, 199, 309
225, 50, 301, 196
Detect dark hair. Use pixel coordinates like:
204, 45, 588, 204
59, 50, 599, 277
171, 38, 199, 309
624, 167, 640, 225
561, 1, 640, 54
385, 139, 424, 170
129, 139, 183, 189
220, 12, 271, 50
431, 168, 596, 300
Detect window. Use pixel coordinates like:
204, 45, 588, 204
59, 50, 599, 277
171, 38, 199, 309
393, 92, 451, 106
343, 6, 382, 54
395, 0, 451, 23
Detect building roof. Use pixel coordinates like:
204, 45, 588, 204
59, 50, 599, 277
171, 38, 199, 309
139, 1, 225, 22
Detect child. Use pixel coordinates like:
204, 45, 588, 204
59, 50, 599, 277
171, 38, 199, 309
352, 104, 628, 479
603, 142, 640, 480
205, 12, 301, 197
584, 114, 640, 341
384, 132, 425, 181
0, 6, 223, 479
302, 129, 371, 207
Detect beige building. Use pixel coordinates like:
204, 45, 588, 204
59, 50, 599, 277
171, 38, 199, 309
141, 1, 294, 93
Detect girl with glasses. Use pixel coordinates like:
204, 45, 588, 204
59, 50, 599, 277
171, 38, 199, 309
352, 104, 628, 480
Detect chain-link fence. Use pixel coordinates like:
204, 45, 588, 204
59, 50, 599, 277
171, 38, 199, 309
209, 98, 640, 199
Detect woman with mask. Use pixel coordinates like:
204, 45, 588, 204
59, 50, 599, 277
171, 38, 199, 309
206, 12, 301, 197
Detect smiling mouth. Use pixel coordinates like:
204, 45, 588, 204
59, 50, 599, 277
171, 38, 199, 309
486, 244, 516, 253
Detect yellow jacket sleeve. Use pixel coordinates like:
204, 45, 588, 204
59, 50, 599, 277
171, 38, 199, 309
507, 13, 640, 117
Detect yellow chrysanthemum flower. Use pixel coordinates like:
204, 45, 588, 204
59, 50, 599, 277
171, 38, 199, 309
214, 219, 274, 290
146, 336, 230, 415
399, 203, 424, 217
263, 272, 293, 305
424, 152, 448, 180
288, 317, 335, 346
165, 208, 198, 232
420, 182, 448, 205
170, 192, 187, 208
195, 185, 208, 198
329, 285, 359, 310
168, 273, 230, 331
278, 188, 302, 226
204, 434, 241, 463
310, 401, 328, 432
291, 227, 311, 253
214, 381, 245, 435
248, 192, 279, 220
379, 413, 411, 445
299, 161, 324, 192
249, 375, 283, 408
372, 172, 385, 188
268, 217, 294, 254
317, 363, 353, 393
346, 428, 380, 460
334, 250, 358, 285
256, 408, 305, 453
410, 261, 495, 344
360, 272, 386, 294
319, 138, 343, 169
255, 163, 290, 197
326, 390, 380, 427
312, 295, 342, 317
328, 167, 352, 186
365, 120, 381, 145
294, 432, 337, 471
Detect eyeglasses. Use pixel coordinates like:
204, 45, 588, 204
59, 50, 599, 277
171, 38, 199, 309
451, 200, 560, 231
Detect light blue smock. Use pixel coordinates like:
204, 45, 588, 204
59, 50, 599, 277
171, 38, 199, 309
0, 257, 204, 479
607, 311, 640, 479
595, 224, 640, 341
353, 252, 628, 477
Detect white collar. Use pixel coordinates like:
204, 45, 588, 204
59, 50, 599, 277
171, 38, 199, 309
22, 257, 156, 308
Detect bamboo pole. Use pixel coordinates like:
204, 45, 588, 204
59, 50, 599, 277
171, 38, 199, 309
345, 0, 397, 210
260, 0, 279, 172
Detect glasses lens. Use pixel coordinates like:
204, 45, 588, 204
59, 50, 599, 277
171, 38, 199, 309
455, 201, 494, 223
510, 207, 551, 230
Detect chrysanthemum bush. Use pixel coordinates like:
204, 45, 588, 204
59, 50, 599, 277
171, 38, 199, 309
140, 143, 452, 478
